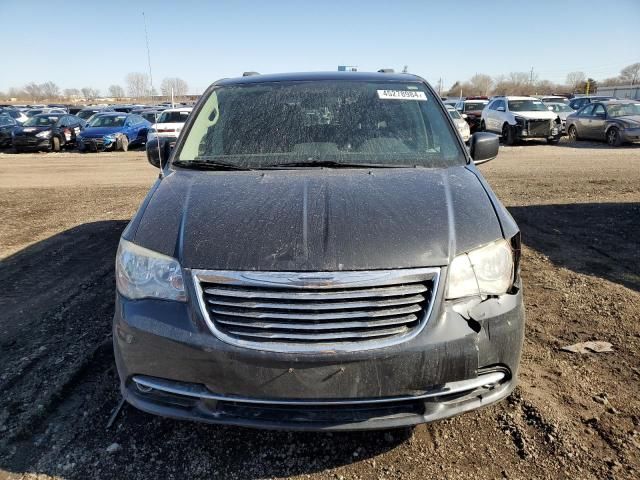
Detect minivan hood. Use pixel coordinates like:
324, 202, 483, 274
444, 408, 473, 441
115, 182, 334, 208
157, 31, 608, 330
131, 166, 503, 271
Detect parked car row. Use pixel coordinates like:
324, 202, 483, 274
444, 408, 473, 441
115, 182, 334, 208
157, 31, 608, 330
443, 94, 638, 147
0, 104, 193, 153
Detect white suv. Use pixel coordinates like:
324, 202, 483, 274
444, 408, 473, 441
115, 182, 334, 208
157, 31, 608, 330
481, 96, 561, 145
147, 107, 193, 142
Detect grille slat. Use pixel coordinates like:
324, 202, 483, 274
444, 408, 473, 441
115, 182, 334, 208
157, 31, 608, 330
225, 325, 411, 341
215, 313, 419, 331
195, 268, 439, 352
209, 304, 422, 320
206, 293, 426, 311
203, 284, 428, 300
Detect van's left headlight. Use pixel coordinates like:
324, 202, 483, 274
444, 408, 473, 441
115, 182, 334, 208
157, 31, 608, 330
446, 239, 514, 299
116, 239, 186, 301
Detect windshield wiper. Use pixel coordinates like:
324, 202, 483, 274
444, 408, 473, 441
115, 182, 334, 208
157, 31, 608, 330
262, 160, 416, 169
173, 160, 253, 171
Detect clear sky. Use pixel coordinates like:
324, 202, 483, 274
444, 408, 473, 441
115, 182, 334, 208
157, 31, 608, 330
1, 0, 638, 94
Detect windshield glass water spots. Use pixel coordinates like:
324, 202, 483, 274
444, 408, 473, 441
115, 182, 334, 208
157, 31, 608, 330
178, 81, 465, 168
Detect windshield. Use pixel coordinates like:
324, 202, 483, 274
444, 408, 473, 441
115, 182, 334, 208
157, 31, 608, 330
23, 115, 60, 127
607, 103, 640, 117
88, 115, 126, 127
547, 103, 573, 113
464, 102, 487, 112
77, 110, 98, 120
0, 114, 16, 126
157, 110, 190, 123
508, 100, 549, 112
447, 108, 462, 119
177, 81, 464, 168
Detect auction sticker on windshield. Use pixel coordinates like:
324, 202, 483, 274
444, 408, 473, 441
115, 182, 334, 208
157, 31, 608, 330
377, 90, 427, 101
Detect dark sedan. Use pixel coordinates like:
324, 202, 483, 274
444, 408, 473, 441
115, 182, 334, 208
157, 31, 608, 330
566, 100, 640, 146
12, 113, 86, 152
0, 113, 17, 147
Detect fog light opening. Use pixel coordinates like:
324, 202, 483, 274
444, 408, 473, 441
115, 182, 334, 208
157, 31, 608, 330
134, 381, 154, 393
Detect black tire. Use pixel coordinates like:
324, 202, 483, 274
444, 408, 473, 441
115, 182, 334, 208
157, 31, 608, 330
546, 137, 560, 145
501, 123, 516, 146
567, 125, 579, 142
14, 147, 23, 154
606, 127, 622, 147
51, 136, 61, 152
479, 120, 486, 132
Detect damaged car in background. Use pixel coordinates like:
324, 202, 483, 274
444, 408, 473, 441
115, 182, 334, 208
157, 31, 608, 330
114, 71, 525, 431
481, 96, 562, 145
77, 112, 151, 152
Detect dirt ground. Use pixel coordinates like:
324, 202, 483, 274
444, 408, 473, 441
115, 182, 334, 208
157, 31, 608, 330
0, 140, 639, 480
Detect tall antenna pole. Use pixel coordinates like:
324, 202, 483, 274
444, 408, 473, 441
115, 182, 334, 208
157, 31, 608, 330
142, 11, 163, 175
143, 11, 154, 99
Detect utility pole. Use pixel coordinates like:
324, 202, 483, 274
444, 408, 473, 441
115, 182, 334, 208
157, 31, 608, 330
438, 78, 442, 96
530, 67, 534, 84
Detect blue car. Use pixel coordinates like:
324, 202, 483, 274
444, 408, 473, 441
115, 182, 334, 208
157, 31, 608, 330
77, 112, 151, 152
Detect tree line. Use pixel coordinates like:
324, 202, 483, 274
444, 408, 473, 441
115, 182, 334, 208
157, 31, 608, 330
445, 62, 639, 97
0, 73, 189, 102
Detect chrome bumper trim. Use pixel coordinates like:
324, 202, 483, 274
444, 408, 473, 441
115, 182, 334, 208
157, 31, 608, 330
132, 371, 507, 406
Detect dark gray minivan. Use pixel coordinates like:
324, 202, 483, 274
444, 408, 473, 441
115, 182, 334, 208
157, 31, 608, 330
114, 71, 525, 430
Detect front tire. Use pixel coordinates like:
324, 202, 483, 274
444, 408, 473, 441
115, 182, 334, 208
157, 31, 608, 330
606, 127, 622, 147
51, 136, 61, 152
479, 120, 486, 132
568, 125, 579, 142
501, 123, 516, 146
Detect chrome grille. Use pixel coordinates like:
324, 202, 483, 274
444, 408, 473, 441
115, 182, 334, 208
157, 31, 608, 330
193, 268, 439, 352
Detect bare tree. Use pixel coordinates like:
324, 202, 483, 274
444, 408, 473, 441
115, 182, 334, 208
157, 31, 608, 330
24, 83, 44, 102
8, 87, 26, 100
41, 81, 60, 100
160, 77, 189, 97
126, 72, 150, 98
63, 88, 80, 98
468, 74, 493, 96
620, 62, 640, 85
108, 85, 125, 99
81, 87, 100, 101
566, 71, 586, 91
445, 81, 462, 97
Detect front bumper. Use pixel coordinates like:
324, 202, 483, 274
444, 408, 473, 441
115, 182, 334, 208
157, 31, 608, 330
114, 278, 525, 431
12, 136, 51, 149
621, 127, 640, 143
78, 137, 116, 151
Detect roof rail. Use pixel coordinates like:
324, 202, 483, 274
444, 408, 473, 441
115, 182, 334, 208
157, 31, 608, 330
242, 71, 260, 77
377, 68, 395, 73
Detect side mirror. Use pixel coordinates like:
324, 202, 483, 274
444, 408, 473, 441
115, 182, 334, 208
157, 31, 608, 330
497, 106, 505, 112
146, 137, 172, 169
469, 132, 499, 165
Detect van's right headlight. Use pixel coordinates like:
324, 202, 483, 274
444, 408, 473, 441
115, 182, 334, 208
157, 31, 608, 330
446, 239, 514, 299
116, 239, 186, 301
